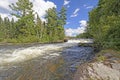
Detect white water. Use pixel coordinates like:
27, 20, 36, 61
68, 39, 93, 43
0, 39, 93, 65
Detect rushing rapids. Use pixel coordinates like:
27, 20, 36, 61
0, 39, 94, 80
0, 39, 93, 65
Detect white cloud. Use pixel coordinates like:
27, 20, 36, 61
83, 4, 94, 9
0, 0, 56, 21
70, 8, 80, 17
66, 22, 70, 24
67, 5, 70, 8
0, 13, 9, 19
83, 4, 87, 7
0, 13, 17, 21
0, 0, 18, 20
70, 14, 78, 17
0, 1, 10, 10
73, 8, 80, 14
79, 20, 87, 27
65, 20, 87, 37
32, 0, 56, 21
86, 6, 93, 9
63, 0, 70, 6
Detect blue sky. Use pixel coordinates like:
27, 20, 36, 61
64, 0, 98, 28
49, 0, 98, 28
0, 0, 98, 36
60, 0, 98, 36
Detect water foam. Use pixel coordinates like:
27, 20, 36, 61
0, 40, 81, 65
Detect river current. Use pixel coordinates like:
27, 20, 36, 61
0, 39, 94, 80
0, 39, 93, 65
0, 40, 78, 65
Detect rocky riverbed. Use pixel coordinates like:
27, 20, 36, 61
74, 49, 120, 80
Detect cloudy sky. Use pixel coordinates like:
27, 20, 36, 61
0, 0, 98, 36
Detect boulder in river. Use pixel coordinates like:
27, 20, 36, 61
64, 38, 68, 42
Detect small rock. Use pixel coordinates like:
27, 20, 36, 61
111, 63, 120, 71
109, 57, 120, 63
103, 61, 112, 68
104, 53, 113, 58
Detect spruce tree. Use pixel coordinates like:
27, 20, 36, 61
45, 8, 58, 41
0, 16, 4, 41
36, 14, 42, 39
9, 0, 35, 38
58, 7, 67, 40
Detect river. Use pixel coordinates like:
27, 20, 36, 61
0, 39, 94, 80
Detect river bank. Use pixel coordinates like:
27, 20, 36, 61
0, 40, 65, 46
74, 49, 120, 80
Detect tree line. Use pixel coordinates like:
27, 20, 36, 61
77, 0, 120, 50
0, 0, 66, 43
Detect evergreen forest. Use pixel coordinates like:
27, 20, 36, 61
0, 0, 66, 43
77, 0, 120, 50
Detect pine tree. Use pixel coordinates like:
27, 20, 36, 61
0, 16, 4, 41
36, 14, 42, 39
9, 18, 15, 39
58, 6, 67, 40
45, 8, 58, 41
4, 17, 10, 39
9, 0, 33, 18
9, 0, 35, 38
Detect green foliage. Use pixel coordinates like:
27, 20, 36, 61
0, 0, 66, 43
96, 55, 106, 62
17, 36, 39, 43
76, 32, 93, 38
45, 7, 66, 42
9, 0, 33, 18
6, 38, 18, 43
87, 0, 120, 50
58, 7, 67, 39
45, 8, 58, 41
